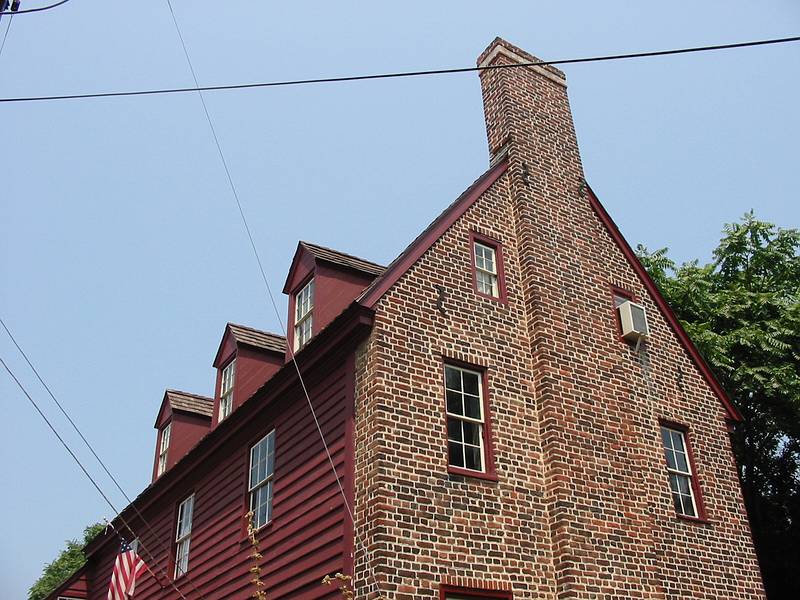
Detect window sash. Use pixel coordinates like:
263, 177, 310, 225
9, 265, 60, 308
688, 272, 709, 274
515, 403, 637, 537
295, 280, 314, 321
174, 538, 190, 578
249, 431, 276, 529
660, 426, 699, 517
294, 280, 314, 350
157, 423, 171, 476
174, 495, 194, 577
445, 365, 486, 472
294, 313, 313, 349
474, 242, 499, 297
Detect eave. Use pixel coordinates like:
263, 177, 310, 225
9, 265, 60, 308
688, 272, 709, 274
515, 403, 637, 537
84, 301, 374, 558
585, 182, 742, 422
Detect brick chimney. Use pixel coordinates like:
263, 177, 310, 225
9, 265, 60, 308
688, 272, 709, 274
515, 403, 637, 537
476, 38, 660, 597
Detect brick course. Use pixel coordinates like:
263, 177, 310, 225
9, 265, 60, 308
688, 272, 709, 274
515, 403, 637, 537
353, 38, 764, 599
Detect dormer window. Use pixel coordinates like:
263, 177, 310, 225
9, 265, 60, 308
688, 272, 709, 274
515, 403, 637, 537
219, 359, 236, 421
294, 279, 314, 350
157, 422, 171, 477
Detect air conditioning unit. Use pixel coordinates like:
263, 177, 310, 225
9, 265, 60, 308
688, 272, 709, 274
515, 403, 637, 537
618, 300, 649, 343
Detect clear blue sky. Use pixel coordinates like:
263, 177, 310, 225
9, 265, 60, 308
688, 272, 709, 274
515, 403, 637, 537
1, 1, 798, 596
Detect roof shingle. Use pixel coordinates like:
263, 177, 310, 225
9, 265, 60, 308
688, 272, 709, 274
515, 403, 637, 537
299, 241, 385, 277
165, 390, 214, 418
227, 323, 286, 354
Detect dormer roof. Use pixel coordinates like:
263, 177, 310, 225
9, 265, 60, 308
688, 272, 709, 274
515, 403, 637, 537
228, 323, 286, 353
213, 323, 286, 367
282, 241, 385, 293
154, 390, 213, 427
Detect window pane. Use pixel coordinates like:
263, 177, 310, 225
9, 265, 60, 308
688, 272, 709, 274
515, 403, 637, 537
674, 451, 689, 473
447, 418, 462, 442
445, 366, 461, 391
465, 446, 483, 471
664, 448, 677, 471
677, 474, 691, 495
462, 421, 482, 446
463, 371, 480, 396
448, 441, 464, 468
446, 390, 463, 416
660, 426, 672, 450
464, 394, 481, 419
671, 430, 685, 453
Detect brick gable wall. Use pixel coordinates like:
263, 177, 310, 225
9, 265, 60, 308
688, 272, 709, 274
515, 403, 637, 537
353, 38, 764, 599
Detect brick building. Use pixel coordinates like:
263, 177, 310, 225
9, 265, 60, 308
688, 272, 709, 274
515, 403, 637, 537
48, 38, 764, 600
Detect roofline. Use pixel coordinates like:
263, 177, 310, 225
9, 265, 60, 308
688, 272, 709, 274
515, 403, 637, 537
211, 322, 285, 368
358, 158, 509, 308
85, 301, 375, 558
281, 241, 384, 294
584, 182, 742, 422
153, 389, 213, 428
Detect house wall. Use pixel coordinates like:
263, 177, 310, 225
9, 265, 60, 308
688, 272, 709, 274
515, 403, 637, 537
89, 355, 355, 600
352, 38, 764, 600
233, 346, 283, 412
50, 568, 89, 599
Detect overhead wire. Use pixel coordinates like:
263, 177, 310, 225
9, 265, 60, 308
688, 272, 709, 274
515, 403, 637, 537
0, 12, 12, 60
0, 317, 208, 599
0, 34, 798, 104
0, 355, 193, 600
0, 0, 72, 15
162, 0, 377, 594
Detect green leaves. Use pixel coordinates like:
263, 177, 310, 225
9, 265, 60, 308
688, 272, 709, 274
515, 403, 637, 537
638, 213, 799, 598
28, 523, 103, 600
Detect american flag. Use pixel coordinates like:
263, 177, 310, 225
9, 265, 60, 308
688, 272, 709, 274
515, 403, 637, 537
107, 539, 147, 600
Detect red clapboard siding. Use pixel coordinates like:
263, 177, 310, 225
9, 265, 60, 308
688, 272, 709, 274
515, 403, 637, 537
84, 356, 354, 600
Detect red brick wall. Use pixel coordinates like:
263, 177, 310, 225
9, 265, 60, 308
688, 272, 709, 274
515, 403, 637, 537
352, 38, 764, 599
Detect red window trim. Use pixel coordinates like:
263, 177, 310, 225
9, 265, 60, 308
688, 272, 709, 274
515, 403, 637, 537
659, 419, 709, 523
442, 357, 499, 482
440, 584, 512, 599
469, 231, 508, 303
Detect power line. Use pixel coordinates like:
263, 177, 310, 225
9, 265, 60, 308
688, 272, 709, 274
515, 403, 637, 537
0, 317, 208, 599
0, 34, 797, 104
0, 12, 12, 60
0, 0, 72, 16
163, 1, 378, 594
0, 355, 193, 600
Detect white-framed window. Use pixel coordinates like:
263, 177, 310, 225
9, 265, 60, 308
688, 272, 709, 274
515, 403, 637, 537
174, 494, 194, 578
219, 359, 236, 421
249, 430, 276, 529
445, 364, 486, 472
473, 241, 499, 297
660, 426, 699, 518
157, 423, 171, 477
294, 279, 314, 350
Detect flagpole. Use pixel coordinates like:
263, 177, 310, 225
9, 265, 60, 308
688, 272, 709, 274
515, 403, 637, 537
104, 519, 167, 592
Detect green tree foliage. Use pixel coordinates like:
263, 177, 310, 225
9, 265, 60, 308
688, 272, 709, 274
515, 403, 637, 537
638, 213, 800, 599
28, 522, 104, 600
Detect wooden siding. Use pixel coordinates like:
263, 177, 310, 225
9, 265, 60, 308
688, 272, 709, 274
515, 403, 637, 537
86, 358, 354, 600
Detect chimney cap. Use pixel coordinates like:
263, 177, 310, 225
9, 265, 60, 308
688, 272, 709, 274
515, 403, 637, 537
477, 37, 567, 87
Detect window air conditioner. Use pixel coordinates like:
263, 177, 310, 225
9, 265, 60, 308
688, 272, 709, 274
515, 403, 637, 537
618, 300, 649, 343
